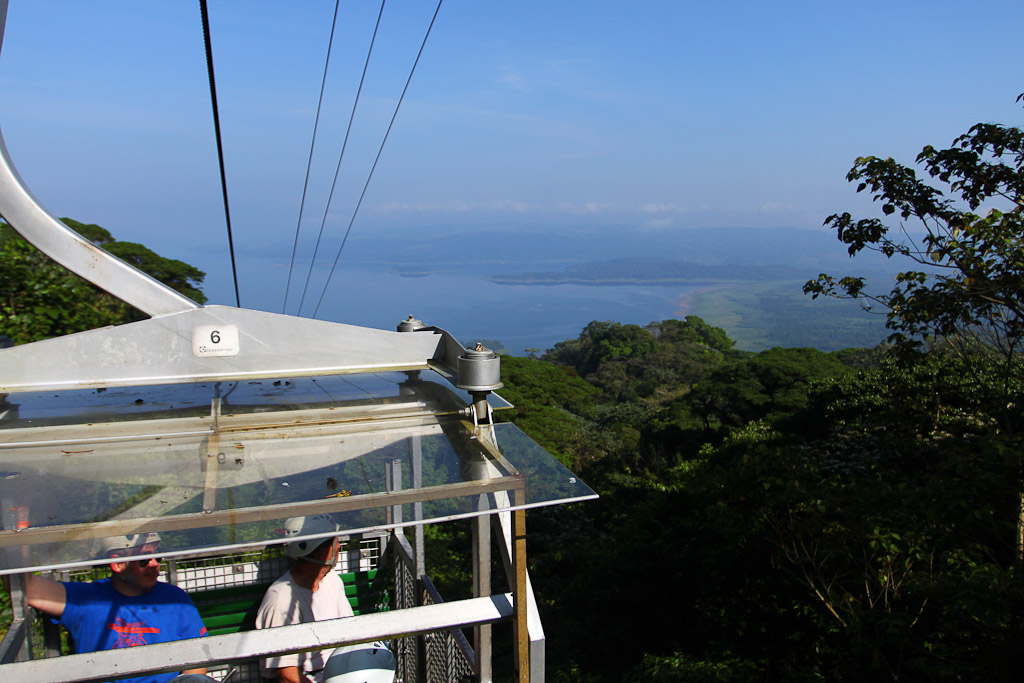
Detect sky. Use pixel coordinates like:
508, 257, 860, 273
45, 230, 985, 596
1, 0, 1023, 314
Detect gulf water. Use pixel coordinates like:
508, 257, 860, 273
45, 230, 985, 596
304, 264, 705, 356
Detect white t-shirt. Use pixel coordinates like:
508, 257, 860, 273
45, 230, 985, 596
256, 569, 355, 680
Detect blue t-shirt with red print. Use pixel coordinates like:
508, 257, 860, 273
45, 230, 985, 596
59, 578, 208, 683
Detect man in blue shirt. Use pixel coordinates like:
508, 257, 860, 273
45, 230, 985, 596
23, 532, 209, 683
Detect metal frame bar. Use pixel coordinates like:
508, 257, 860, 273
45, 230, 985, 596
0, 574, 29, 664
474, 494, 493, 682
0, 476, 523, 550
0, 617, 28, 665
2, 592, 515, 683
0, 306, 455, 394
0, 85, 198, 318
496, 511, 545, 683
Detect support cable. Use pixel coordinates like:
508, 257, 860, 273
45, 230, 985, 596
199, 0, 241, 308
311, 0, 444, 319
297, 0, 387, 317
282, 0, 341, 315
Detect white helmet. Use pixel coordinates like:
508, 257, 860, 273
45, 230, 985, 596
98, 532, 161, 559
324, 642, 396, 683
282, 514, 339, 559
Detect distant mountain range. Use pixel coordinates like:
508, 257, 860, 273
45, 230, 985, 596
324, 225, 902, 280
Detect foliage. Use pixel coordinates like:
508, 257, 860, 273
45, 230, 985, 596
520, 350, 1024, 681
0, 587, 9, 641
625, 652, 760, 683
684, 347, 854, 431
545, 317, 741, 403
0, 218, 206, 344
805, 94, 1024, 363
495, 355, 600, 469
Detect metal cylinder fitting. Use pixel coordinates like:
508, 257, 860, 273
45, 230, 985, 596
397, 315, 426, 332
456, 343, 503, 391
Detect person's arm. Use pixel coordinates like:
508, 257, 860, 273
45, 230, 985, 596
276, 665, 313, 683
23, 573, 67, 618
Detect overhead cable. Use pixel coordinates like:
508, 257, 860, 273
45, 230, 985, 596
297, 0, 388, 317
311, 0, 444, 319
282, 0, 341, 315
199, 0, 240, 308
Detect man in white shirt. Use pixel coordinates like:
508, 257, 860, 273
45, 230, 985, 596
256, 515, 354, 683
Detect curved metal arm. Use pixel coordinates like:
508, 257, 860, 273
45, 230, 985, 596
0, 131, 200, 317
0, 1, 199, 317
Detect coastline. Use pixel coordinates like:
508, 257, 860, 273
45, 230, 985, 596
673, 284, 734, 317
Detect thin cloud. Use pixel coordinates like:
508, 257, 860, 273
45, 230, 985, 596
374, 199, 615, 216
498, 68, 529, 92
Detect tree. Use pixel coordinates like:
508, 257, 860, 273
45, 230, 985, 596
804, 95, 1024, 369
0, 218, 206, 344
60, 218, 208, 305
495, 354, 601, 469
804, 94, 1024, 559
684, 347, 854, 433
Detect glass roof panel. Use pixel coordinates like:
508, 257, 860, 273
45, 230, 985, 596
0, 374, 591, 574
0, 369, 510, 429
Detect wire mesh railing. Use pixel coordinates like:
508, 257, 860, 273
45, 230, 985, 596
394, 532, 421, 683
422, 575, 475, 683
393, 531, 476, 683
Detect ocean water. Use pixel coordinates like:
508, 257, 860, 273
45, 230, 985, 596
306, 265, 705, 356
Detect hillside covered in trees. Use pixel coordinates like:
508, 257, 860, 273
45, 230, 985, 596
3, 97, 1023, 682
486, 99, 1024, 681
492, 316, 1021, 681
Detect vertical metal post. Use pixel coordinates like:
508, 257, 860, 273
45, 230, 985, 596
344, 533, 363, 573
386, 459, 403, 527
410, 435, 425, 579
473, 498, 492, 682
167, 558, 178, 587
202, 398, 221, 513
512, 486, 529, 682
8, 574, 31, 662
43, 572, 62, 658
1, 485, 33, 662
387, 458, 423, 681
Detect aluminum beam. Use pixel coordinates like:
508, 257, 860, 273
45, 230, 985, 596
0, 0, 196, 319
497, 510, 546, 683
0, 593, 515, 683
0, 306, 450, 393
0, 130, 199, 317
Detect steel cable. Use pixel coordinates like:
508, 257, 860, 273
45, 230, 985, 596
310, 0, 444, 319
199, 0, 240, 308
282, 0, 341, 315
297, 0, 388, 317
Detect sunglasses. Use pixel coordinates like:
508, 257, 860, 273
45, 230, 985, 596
134, 557, 163, 567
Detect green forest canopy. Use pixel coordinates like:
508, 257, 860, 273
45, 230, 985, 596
0, 217, 206, 344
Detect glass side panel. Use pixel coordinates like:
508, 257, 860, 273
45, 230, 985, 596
0, 412, 594, 573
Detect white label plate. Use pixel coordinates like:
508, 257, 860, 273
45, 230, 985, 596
192, 324, 240, 357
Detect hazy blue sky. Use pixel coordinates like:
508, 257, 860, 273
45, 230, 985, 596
1, 1, 1022, 312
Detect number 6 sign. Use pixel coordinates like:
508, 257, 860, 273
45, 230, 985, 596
192, 324, 240, 357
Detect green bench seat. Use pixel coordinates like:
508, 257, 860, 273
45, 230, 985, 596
191, 569, 390, 637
